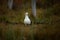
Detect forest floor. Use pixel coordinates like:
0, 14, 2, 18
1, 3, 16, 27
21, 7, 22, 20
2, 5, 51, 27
0, 4, 60, 40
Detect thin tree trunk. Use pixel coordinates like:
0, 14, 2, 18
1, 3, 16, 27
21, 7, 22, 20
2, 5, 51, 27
31, 0, 36, 17
8, 0, 13, 9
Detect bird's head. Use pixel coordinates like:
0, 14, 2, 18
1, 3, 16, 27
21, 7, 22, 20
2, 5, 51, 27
25, 12, 28, 15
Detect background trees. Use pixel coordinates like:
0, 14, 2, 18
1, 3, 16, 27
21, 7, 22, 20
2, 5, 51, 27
31, 0, 36, 17
8, 0, 13, 9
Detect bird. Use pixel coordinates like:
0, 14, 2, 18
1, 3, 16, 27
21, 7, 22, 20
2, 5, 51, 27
24, 12, 31, 25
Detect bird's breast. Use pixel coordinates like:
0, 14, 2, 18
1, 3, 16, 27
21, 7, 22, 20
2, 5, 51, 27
24, 17, 31, 24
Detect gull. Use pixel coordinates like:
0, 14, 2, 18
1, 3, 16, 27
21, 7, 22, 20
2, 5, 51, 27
24, 12, 31, 25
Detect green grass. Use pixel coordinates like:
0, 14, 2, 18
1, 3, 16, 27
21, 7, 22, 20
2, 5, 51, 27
0, 4, 60, 40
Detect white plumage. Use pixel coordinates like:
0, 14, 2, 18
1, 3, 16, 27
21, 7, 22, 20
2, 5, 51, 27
24, 12, 31, 25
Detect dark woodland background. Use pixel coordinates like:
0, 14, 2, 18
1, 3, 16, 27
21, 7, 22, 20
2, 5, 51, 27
0, 0, 60, 40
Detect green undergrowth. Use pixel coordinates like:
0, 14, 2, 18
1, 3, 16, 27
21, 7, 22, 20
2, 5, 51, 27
0, 4, 60, 40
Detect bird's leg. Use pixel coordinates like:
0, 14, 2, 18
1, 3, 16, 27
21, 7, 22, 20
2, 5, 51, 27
24, 24, 27, 27
24, 24, 30, 27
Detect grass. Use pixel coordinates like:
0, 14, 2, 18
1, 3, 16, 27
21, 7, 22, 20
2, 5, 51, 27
0, 4, 60, 40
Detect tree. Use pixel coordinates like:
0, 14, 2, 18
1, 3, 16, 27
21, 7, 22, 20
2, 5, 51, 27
8, 0, 13, 9
31, 0, 36, 18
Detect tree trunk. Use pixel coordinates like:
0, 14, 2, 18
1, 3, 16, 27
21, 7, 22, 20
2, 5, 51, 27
31, 0, 36, 17
8, 0, 13, 9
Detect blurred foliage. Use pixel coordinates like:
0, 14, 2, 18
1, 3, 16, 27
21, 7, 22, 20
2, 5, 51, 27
0, 23, 60, 40
37, 0, 60, 8
45, 3, 60, 17
0, 0, 60, 40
